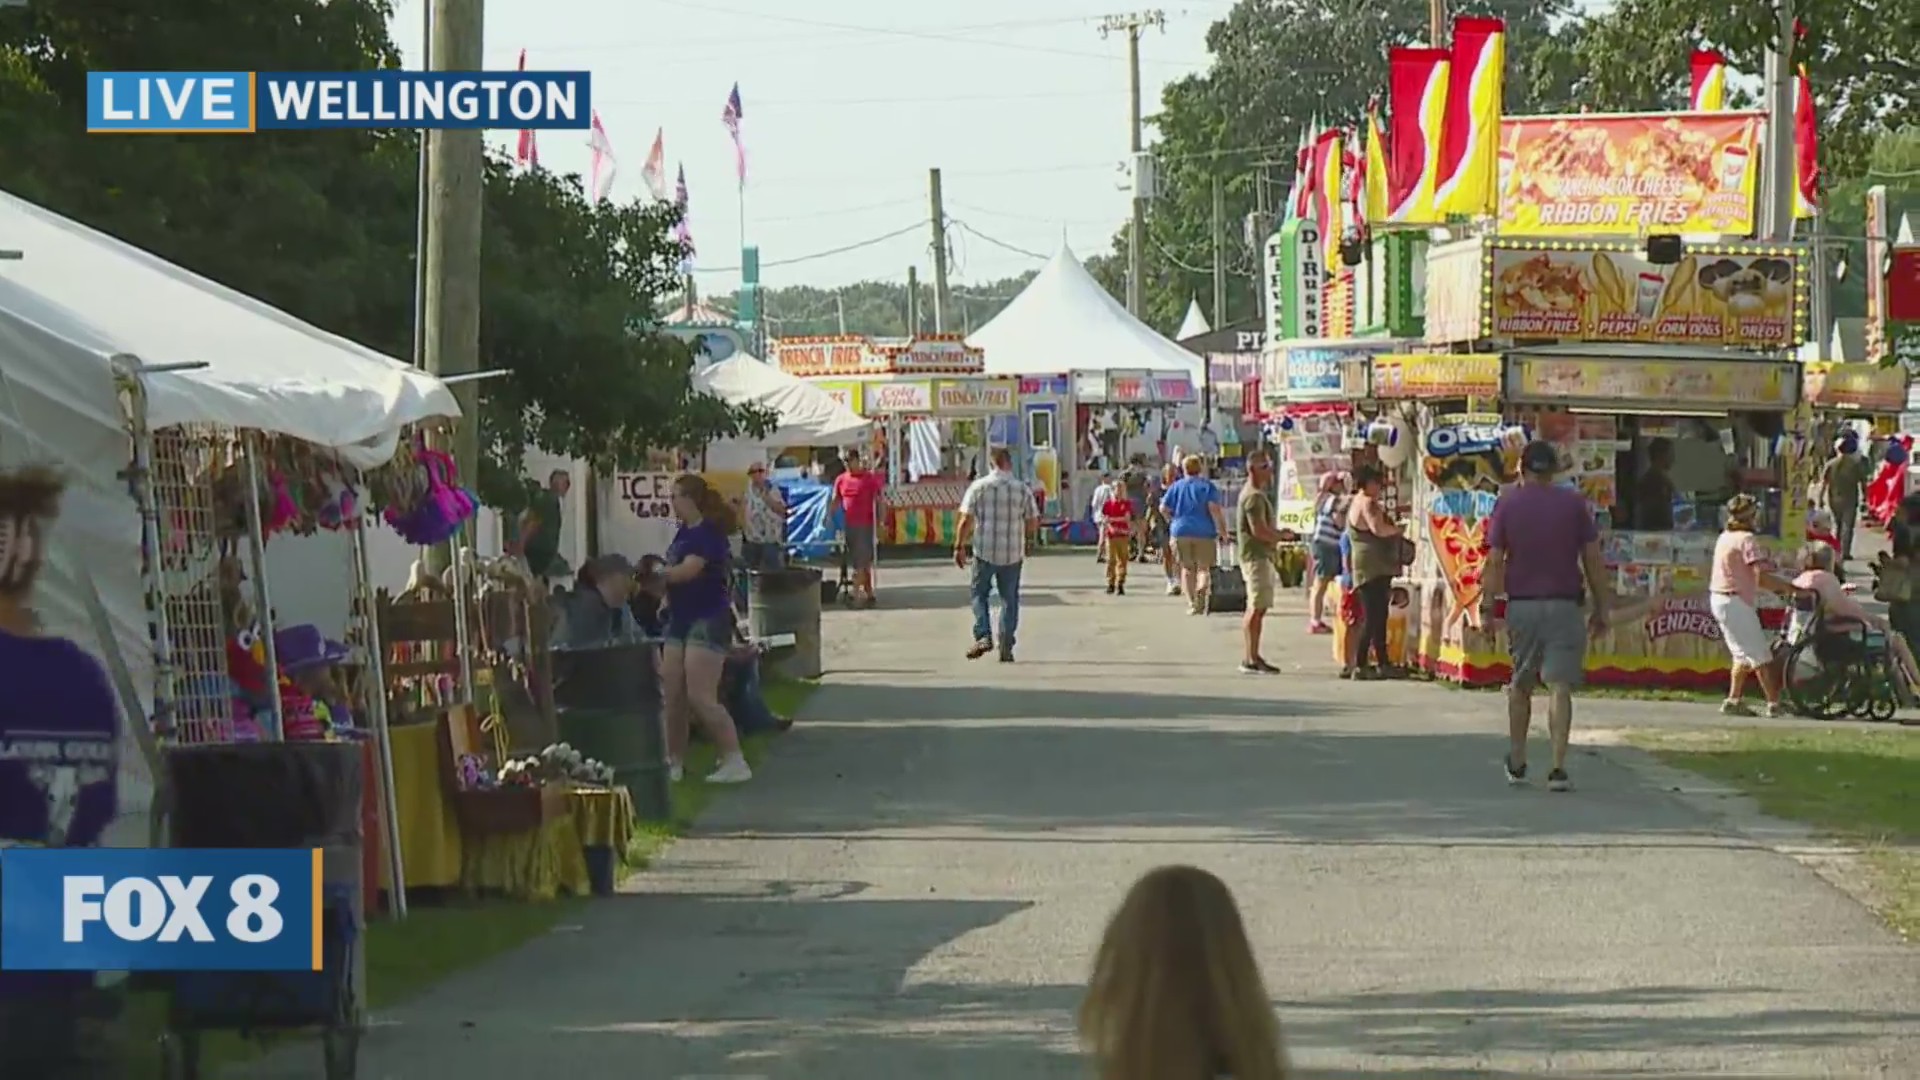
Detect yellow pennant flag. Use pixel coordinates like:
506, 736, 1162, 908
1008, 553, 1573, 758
1364, 109, 1391, 226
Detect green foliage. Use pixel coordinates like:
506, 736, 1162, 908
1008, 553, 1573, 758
705, 273, 1038, 338
1820, 129, 1920, 320
0, 0, 769, 512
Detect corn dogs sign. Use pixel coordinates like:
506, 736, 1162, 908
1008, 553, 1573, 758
1481, 239, 1807, 349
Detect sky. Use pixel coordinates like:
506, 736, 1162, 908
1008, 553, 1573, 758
387, 0, 1233, 297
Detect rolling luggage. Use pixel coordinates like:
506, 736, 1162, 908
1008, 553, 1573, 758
1206, 538, 1247, 614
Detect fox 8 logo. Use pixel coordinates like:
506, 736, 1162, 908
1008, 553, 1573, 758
65, 873, 284, 944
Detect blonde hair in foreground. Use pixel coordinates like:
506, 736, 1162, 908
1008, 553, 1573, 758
1080, 865, 1287, 1080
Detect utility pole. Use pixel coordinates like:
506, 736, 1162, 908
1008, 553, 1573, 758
906, 266, 921, 333
423, 0, 484, 508
928, 168, 952, 332
1428, 0, 1445, 43
1100, 10, 1164, 317
1251, 163, 1271, 319
1763, 0, 1797, 242
1208, 174, 1224, 418
835, 292, 847, 335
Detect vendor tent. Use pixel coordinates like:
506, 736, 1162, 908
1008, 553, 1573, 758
0, 189, 459, 468
693, 354, 871, 447
1175, 297, 1210, 341
971, 242, 1205, 378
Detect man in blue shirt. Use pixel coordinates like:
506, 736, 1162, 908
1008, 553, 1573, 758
1159, 454, 1230, 615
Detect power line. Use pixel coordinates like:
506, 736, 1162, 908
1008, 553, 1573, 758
949, 200, 1124, 227
950, 220, 1052, 261
633, 0, 1211, 68
690, 220, 929, 274
514, 12, 1137, 54
598, 89, 1116, 111
751, 139, 1300, 190
750, 197, 925, 224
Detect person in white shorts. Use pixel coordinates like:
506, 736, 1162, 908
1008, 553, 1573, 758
1709, 494, 1795, 716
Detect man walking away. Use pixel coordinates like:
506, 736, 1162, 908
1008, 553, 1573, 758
1123, 459, 1152, 561
1161, 454, 1230, 615
1090, 471, 1116, 563
957, 447, 1041, 662
1823, 433, 1867, 563
511, 469, 571, 583
1101, 484, 1135, 595
1236, 451, 1285, 673
1482, 441, 1609, 793
833, 449, 884, 608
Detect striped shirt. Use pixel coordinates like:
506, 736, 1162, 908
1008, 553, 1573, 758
1313, 494, 1347, 548
960, 468, 1039, 566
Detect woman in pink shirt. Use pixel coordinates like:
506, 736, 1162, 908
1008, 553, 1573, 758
1708, 495, 1795, 716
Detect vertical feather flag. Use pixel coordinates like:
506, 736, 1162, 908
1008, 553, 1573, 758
1434, 16, 1505, 217
673, 165, 695, 272
1363, 103, 1392, 227
1287, 124, 1314, 221
513, 50, 539, 168
641, 129, 668, 202
721, 83, 746, 187
587, 110, 617, 202
1689, 49, 1728, 111
1793, 65, 1819, 218
1342, 133, 1364, 241
1311, 128, 1344, 261
1387, 47, 1450, 223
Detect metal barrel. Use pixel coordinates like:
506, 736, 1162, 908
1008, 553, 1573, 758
748, 567, 823, 679
556, 706, 671, 823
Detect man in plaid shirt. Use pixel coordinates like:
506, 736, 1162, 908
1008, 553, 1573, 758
956, 446, 1040, 662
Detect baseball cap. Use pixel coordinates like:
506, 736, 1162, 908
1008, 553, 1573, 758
587, 553, 635, 580
1520, 440, 1562, 476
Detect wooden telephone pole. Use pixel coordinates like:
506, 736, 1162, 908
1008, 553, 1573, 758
1099, 10, 1164, 316
423, 0, 484, 497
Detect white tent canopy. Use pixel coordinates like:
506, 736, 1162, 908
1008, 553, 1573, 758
693, 354, 871, 447
1176, 296, 1210, 341
971, 242, 1205, 378
0, 188, 460, 467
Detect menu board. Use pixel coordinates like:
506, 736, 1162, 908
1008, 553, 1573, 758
1516, 409, 1620, 520
1275, 411, 1349, 499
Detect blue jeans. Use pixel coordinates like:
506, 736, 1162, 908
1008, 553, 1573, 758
970, 558, 1023, 649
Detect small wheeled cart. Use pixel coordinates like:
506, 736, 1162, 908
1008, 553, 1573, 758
155, 884, 364, 1080
157, 741, 371, 1080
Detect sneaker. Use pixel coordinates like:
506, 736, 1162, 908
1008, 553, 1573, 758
1338, 667, 1355, 680
1253, 658, 1281, 674
965, 639, 994, 660
998, 649, 1015, 663
1308, 620, 1333, 635
1239, 661, 1263, 674
1165, 581, 1182, 597
1116, 584, 1126, 596
668, 760, 684, 783
1546, 768, 1571, 792
707, 756, 753, 784
1761, 701, 1783, 719
1105, 583, 1116, 594
1720, 699, 1756, 717
1504, 755, 1528, 785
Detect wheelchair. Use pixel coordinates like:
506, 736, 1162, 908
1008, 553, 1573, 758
1779, 589, 1904, 722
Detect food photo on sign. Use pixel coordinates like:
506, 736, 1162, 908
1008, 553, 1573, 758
1420, 415, 1527, 630
1488, 243, 1801, 348
1496, 112, 1763, 235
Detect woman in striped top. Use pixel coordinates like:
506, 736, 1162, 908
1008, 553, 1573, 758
1307, 472, 1349, 634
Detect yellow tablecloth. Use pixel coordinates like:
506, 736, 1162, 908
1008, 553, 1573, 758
387, 721, 463, 889
461, 816, 590, 900
570, 786, 634, 851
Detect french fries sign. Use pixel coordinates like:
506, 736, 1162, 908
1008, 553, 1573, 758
1479, 239, 1808, 349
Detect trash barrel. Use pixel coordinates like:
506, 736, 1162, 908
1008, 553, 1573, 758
551, 641, 670, 822
748, 566, 823, 679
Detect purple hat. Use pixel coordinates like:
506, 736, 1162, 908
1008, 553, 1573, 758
274, 624, 350, 672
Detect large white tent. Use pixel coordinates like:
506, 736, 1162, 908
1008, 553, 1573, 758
971, 242, 1205, 378
694, 354, 871, 447
0, 188, 463, 828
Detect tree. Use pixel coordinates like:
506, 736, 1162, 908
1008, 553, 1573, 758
1105, 0, 1587, 334
0, 0, 768, 511
1819, 128, 1920, 321
1569, 0, 1919, 182
705, 272, 1039, 338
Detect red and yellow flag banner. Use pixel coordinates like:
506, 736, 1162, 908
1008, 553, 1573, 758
1310, 128, 1344, 261
1689, 49, 1728, 111
1387, 47, 1450, 224
1793, 65, 1819, 219
1434, 16, 1505, 217
1363, 105, 1391, 227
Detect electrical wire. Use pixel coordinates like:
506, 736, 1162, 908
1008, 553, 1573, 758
950, 220, 1051, 261
597, 89, 1116, 111
690, 220, 929, 274
949, 200, 1125, 227
749, 197, 926, 224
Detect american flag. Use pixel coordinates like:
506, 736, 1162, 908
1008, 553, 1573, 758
721, 83, 746, 186
673, 164, 695, 272
513, 49, 538, 169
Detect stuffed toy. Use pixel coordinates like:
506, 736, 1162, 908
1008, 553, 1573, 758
383, 445, 478, 545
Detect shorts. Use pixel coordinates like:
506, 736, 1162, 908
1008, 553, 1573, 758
1246, 558, 1276, 610
1311, 540, 1342, 581
844, 524, 876, 571
664, 611, 734, 653
1710, 592, 1772, 667
1173, 536, 1215, 571
1507, 598, 1587, 688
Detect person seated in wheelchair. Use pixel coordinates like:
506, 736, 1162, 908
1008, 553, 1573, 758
1791, 544, 1920, 690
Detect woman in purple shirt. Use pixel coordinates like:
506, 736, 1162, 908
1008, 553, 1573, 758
657, 475, 751, 785
0, 467, 123, 1077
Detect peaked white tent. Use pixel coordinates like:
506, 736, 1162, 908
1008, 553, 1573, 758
1175, 296, 1210, 341
972, 243, 1204, 377
694, 354, 871, 447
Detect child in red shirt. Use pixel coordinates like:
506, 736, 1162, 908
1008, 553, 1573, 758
1101, 494, 1135, 593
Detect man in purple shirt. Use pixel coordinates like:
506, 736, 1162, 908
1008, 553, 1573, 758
0, 467, 122, 1077
1481, 441, 1609, 793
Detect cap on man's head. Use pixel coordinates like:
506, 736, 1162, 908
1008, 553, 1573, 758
1520, 440, 1563, 476
587, 553, 634, 580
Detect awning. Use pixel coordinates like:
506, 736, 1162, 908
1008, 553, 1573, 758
1803, 362, 1908, 415
1505, 348, 1801, 412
